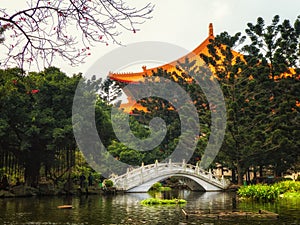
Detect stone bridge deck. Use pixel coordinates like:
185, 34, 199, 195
110, 161, 231, 192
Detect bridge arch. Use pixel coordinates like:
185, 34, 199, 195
111, 161, 230, 192
127, 173, 215, 192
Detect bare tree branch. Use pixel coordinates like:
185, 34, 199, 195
0, 0, 154, 71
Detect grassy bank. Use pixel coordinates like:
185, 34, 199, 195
237, 181, 300, 202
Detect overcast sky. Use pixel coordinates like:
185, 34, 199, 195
73, 0, 300, 75
2, 0, 300, 75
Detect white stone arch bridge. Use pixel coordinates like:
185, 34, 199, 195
110, 160, 231, 192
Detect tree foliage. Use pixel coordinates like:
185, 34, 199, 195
200, 15, 300, 184
0, 67, 81, 185
242, 15, 300, 176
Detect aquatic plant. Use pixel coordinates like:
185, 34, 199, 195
237, 181, 300, 202
273, 180, 300, 194
141, 198, 186, 205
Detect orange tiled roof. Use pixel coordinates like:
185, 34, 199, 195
109, 23, 215, 83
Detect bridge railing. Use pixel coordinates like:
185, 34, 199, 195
111, 160, 230, 190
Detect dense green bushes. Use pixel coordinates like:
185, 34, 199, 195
238, 184, 280, 201
274, 180, 300, 193
237, 181, 300, 202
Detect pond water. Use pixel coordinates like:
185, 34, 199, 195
0, 190, 299, 225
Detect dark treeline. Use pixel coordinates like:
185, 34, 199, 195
0, 67, 121, 187
0, 67, 81, 187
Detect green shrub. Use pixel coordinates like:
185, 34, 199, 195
151, 182, 162, 191
150, 182, 172, 192
159, 186, 172, 191
104, 179, 113, 187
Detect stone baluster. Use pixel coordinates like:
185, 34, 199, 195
168, 158, 172, 169
182, 159, 186, 171
155, 159, 158, 174
221, 175, 226, 187
208, 168, 212, 180
195, 163, 199, 175
141, 162, 144, 172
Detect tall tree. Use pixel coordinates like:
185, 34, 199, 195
200, 32, 260, 185
200, 15, 300, 184
0, 67, 81, 186
242, 15, 300, 176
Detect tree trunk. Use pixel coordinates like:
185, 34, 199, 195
231, 168, 237, 184
247, 169, 251, 183
259, 165, 263, 177
24, 162, 40, 187
236, 163, 245, 186
24, 150, 41, 187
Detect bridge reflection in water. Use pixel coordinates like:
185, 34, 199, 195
111, 160, 231, 192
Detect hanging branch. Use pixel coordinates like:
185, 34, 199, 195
0, 0, 154, 71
